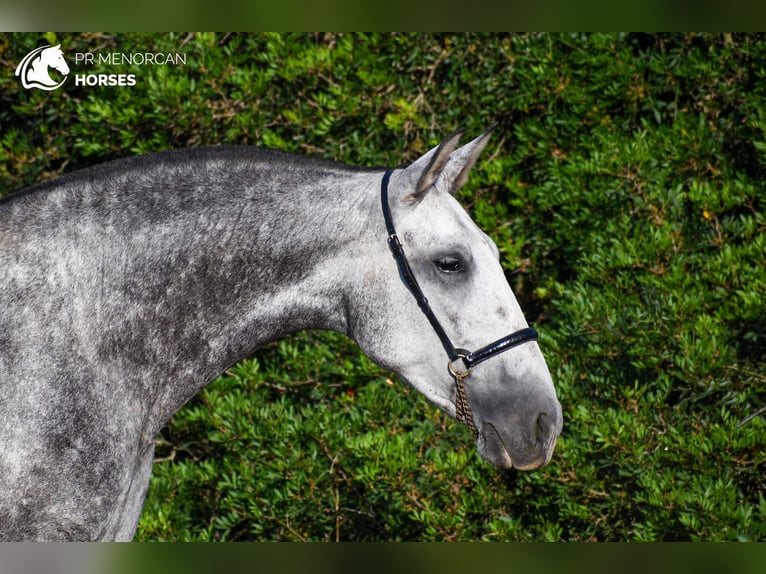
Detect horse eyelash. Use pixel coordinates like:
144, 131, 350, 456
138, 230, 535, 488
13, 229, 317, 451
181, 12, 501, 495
434, 256, 464, 274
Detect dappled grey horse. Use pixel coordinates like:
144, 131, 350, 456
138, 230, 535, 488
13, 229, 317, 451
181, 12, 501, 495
0, 130, 562, 541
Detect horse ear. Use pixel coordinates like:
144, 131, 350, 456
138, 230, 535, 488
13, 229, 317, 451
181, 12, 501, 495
405, 128, 465, 201
402, 127, 493, 202
444, 126, 494, 196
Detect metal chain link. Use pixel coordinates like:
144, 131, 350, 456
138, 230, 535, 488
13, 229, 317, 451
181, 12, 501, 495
454, 372, 478, 438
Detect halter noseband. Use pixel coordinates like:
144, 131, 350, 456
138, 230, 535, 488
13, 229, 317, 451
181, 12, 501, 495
380, 169, 539, 435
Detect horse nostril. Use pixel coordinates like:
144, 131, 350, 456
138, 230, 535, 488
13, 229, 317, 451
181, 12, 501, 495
535, 412, 553, 445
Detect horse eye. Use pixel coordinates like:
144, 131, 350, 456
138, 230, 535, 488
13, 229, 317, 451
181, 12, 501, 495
435, 256, 463, 274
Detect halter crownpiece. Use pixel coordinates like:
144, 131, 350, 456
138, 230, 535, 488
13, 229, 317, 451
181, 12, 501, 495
380, 169, 539, 435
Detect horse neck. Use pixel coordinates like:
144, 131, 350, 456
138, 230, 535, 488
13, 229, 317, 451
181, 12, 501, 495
28, 59, 43, 80
29, 55, 51, 81
133, 153, 377, 346
10, 150, 381, 424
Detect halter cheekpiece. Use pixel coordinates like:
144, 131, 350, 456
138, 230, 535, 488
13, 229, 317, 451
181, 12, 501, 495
380, 169, 539, 436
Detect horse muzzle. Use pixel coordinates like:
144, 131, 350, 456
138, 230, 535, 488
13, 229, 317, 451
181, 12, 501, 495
475, 395, 563, 470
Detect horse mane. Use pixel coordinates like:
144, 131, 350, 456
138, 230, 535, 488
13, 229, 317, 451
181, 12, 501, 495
2, 145, 383, 206
0, 144, 384, 206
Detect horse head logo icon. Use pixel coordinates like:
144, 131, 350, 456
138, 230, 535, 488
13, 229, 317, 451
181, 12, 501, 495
15, 44, 70, 91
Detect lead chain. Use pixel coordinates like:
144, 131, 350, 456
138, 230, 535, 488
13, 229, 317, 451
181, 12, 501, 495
454, 372, 478, 438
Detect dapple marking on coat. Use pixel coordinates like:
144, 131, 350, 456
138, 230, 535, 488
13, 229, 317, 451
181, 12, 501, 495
0, 130, 562, 541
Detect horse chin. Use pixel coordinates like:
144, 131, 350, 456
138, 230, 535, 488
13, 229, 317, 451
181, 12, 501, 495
476, 423, 553, 471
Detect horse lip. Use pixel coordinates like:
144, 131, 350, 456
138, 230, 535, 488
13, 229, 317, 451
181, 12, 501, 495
512, 458, 547, 471
479, 422, 513, 469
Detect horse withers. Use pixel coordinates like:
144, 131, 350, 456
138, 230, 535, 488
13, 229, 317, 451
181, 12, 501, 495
0, 130, 562, 540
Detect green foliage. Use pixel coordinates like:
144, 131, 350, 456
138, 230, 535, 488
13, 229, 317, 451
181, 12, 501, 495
1, 33, 764, 541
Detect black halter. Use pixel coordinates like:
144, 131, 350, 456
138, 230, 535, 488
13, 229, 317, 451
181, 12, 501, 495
380, 169, 539, 434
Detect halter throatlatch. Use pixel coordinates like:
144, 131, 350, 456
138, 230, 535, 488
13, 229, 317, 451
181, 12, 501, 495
381, 169, 539, 436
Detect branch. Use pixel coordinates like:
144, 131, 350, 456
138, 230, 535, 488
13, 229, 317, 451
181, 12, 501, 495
737, 406, 766, 429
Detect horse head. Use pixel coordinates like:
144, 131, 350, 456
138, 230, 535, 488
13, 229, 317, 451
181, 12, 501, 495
38, 45, 70, 77
351, 130, 562, 470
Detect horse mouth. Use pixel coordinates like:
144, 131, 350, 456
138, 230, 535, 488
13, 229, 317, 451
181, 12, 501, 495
477, 422, 556, 471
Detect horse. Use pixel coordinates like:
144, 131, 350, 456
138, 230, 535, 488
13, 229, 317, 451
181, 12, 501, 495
0, 130, 562, 541
14, 44, 70, 91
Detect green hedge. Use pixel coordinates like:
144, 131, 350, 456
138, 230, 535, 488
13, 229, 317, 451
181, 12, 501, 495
1, 32, 764, 541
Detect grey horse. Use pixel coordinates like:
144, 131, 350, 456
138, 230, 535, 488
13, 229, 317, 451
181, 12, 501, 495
0, 130, 562, 540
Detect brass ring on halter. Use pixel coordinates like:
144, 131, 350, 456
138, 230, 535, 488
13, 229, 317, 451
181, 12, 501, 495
448, 354, 471, 380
